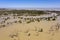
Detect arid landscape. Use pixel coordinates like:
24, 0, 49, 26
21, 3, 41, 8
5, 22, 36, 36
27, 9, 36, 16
0, 9, 60, 40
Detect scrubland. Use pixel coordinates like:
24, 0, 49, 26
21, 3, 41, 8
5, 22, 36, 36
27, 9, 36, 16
0, 10, 60, 40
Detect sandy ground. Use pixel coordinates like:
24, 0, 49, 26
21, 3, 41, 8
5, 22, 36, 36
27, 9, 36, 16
0, 21, 60, 40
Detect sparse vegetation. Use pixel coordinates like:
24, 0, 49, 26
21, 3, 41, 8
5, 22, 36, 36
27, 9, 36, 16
0, 9, 60, 40
2, 24, 6, 27
18, 20, 22, 23
55, 23, 60, 31
9, 34, 18, 38
38, 28, 43, 32
30, 19, 35, 22
47, 17, 50, 21
24, 30, 29, 33
52, 16, 56, 21
48, 23, 60, 36
27, 33, 30, 36
36, 18, 40, 22
14, 21, 17, 23
0, 24, 6, 28
34, 27, 37, 31
50, 23, 60, 31
26, 20, 31, 23
4, 13, 8, 16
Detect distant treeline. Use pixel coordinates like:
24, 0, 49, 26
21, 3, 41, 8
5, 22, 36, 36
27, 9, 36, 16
0, 10, 60, 16
0, 10, 48, 16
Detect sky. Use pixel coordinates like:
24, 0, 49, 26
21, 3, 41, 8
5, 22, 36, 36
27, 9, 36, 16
0, 0, 60, 8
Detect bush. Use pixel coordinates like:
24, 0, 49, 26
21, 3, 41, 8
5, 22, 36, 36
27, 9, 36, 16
18, 20, 22, 23
27, 33, 30, 36
9, 34, 18, 38
14, 21, 17, 23
36, 19, 40, 22
30, 19, 34, 22
2, 25, 6, 27
0, 25, 6, 28
47, 17, 50, 21
26, 21, 31, 23
52, 18, 56, 21
38, 28, 43, 32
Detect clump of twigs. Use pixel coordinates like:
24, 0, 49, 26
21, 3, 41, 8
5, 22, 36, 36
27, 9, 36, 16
50, 23, 60, 31
9, 34, 18, 38
55, 23, 60, 30
27, 33, 31, 36
38, 28, 43, 32
48, 23, 60, 36
34, 27, 43, 32
9, 31, 19, 40
34, 27, 43, 36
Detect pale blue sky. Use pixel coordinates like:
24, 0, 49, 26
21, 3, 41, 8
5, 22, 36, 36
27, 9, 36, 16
0, 0, 60, 8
